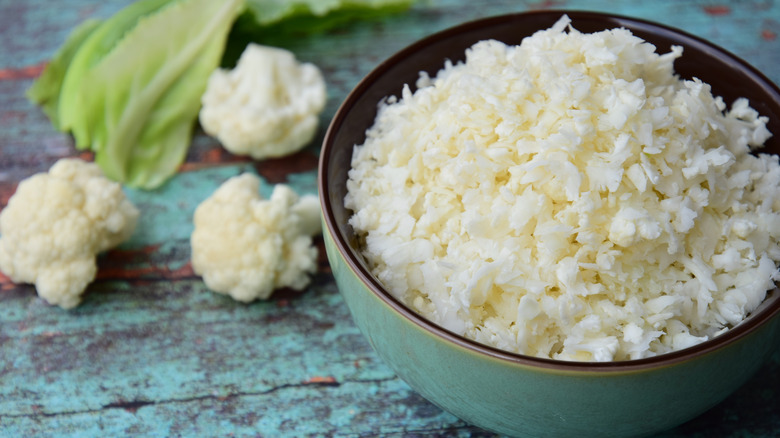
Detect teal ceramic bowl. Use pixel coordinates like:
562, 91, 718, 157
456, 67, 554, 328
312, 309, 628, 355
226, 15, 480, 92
318, 11, 780, 438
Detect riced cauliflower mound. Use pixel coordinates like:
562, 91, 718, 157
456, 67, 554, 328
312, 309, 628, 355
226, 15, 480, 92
345, 16, 780, 361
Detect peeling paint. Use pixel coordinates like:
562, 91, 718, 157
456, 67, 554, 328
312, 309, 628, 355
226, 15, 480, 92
703, 5, 731, 15
0, 62, 46, 80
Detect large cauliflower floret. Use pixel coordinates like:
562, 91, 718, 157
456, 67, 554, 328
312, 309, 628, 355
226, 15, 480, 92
199, 43, 327, 160
0, 158, 140, 309
190, 173, 322, 302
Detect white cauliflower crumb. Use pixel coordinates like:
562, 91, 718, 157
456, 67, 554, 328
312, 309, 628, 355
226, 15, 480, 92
345, 15, 780, 361
199, 43, 327, 160
0, 158, 140, 309
190, 173, 322, 302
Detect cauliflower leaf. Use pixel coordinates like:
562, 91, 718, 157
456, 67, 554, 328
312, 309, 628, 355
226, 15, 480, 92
58, 0, 173, 146
224, 0, 415, 65
29, 0, 416, 190
26, 18, 101, 129
244, 0, 414, 27
29, 0, 245, 190
77, 0, 245, 189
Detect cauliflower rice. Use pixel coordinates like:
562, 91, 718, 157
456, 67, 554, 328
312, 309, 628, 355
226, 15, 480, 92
345, 16, 780, 362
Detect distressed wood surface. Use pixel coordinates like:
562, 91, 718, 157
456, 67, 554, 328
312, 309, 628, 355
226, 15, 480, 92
1, 0, 779, 436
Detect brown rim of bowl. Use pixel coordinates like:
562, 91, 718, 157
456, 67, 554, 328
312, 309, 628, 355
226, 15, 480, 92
318, 10, 780, 372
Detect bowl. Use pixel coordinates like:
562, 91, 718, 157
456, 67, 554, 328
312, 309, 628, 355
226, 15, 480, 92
318, 10, 780, 438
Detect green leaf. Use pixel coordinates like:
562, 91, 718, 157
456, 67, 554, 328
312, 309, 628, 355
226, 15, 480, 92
58, 0, 173, 149
224, 0, 413, 66
75, 0, 246, 189
243, 0, 414, 28
30, 0, 411, 190
26, 18, 101, 129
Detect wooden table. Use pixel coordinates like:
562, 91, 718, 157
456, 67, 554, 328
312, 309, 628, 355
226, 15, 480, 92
1, 1, 778, 436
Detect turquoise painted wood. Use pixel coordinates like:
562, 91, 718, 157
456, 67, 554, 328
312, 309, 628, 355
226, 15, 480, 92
0, 0, 778, 436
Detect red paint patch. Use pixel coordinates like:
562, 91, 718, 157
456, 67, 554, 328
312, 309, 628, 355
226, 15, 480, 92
41, 331, 63, 338
315, 238, 331, 273
96, 266, 158, 280
703, 5, 730, 16
0, 62, 46, 80
762, 29, 777, 41
97, 248, 196, 281
179, 146, 251, 172
527, 0, 564, 10
0, 271, 16, 290
178, 159, 248, 173
1, 111, 27, 124
77, 151, 95, 161
108, 245, 162, 258
173, 262, 195, 277
120, 262, 193, 280
254, 151, 319, 184
204, 147, 225, 163
0, 182, 19, 208
305, 376, 337, 384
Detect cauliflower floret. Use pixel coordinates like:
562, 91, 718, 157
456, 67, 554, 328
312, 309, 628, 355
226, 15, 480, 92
190, 173, 322, 302
199, 43, 327, 159
0, 158, 140, 309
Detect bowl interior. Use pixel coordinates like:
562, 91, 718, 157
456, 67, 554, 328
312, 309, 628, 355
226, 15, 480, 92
320, 10, 780, 368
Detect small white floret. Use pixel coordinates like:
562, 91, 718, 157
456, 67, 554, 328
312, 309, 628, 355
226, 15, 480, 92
190, 173, 321, 302
200, 44, 327, 160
